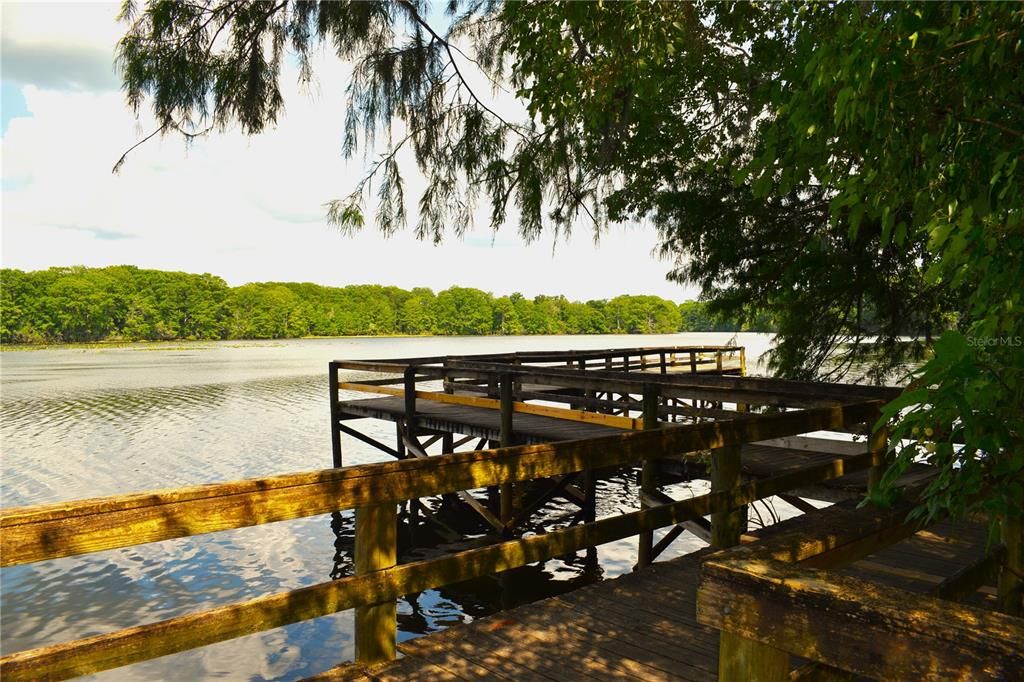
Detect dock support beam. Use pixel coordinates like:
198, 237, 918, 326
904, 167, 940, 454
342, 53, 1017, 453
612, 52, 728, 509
637, 384, 660, 569
583, 466, 598, 568
354, 502, 398, 664
711, 443, 744, 549
329, 361, 343, 467
403, 367, 417, 439
867, 410, 889, 494
998, 514, 1023, 616
499, 373, 514, 526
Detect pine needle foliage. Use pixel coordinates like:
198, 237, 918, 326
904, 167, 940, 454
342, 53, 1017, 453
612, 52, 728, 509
116, 1, 1023, 523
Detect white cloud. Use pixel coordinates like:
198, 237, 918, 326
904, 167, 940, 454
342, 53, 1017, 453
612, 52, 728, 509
1, 2, 122, 91
0, 2, 700, 302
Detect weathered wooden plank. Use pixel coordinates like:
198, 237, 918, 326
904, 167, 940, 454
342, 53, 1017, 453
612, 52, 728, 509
641, 489, 712, 544
478, 615, 642, 682
751, 436, 867, 456
457, 627, 594, 681
1, 401, 880, 566
398, 626, 552, 682
549, 593, 718, 678
697, 559, 1024, 680
301, 662, 372, 681
932, 545, 1004, 602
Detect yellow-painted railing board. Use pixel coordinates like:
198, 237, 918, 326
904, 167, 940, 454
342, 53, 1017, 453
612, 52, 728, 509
338, 381, 643, 430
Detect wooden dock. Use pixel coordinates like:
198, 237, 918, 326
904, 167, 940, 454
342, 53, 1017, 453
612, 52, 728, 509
310, 511, 998, 681
2, 345, 1020, 681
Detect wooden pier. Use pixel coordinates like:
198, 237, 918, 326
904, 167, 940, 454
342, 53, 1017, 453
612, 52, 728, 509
1, 345, 1020, 681
328, 345, 912, 542
313, 509, 1009, 682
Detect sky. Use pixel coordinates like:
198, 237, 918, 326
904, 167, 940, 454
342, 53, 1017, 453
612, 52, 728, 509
0, 1, 700, 301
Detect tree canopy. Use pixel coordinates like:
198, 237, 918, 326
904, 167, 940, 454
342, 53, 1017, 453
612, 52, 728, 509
115, 2, 1022, 524
0, 266, 753, 343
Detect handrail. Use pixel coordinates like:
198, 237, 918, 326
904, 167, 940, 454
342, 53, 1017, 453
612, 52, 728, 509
0, 449, 875, 681
0, 401, 881, 566
1, 381, 886, 680
696, 499, 1024, 680
336, 345, 745, 365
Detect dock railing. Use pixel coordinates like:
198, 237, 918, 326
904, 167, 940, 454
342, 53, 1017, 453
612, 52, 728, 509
1, 400, 883, 681
697, 499, 1024, 680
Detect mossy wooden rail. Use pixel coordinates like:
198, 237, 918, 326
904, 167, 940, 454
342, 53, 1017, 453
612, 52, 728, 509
697, 499, 1024, 680
0, 399, 881, 681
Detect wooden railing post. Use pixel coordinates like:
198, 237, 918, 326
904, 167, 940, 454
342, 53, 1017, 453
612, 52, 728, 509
867, 411, 889, 494
329, 362, 343, 467
711, 443, 744, 549
689, 351, 698, 374
739, 347, 747, 376
499, 373, 514, 525
583, 465, 598, 568
354, 502, 398, 664
637, 384, 660, 568
718, 631, 789, 682
998, 514, 1023, 616
716, 350, 724, 372
404, 366, 417, 439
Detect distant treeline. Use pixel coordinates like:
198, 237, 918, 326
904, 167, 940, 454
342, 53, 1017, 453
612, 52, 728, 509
0, 266, 772, 344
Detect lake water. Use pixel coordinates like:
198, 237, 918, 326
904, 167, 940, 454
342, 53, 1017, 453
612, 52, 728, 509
0, 333, 775, 680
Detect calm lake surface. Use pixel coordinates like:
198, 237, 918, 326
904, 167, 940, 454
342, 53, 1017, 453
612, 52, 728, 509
1, 333, 775, 680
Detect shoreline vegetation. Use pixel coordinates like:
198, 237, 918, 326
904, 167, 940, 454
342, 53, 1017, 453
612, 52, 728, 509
1, 266, 773, 346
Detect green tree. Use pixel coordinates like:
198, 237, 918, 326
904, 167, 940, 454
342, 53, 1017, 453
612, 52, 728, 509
605, 295, 680, 334
432, 286, 493, 335
492, 295, 523, 335
226, 283, 303, 339
399, 287, 437, 335
115, 1, 1024, 525
563, 301, 608, 334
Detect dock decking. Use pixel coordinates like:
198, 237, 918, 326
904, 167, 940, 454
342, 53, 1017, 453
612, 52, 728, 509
338, 395, 624, 443
311, 514, 991, 681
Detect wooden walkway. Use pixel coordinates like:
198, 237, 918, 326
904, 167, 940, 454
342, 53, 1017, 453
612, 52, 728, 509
310, 516, 990, 681
336, 395, 934, 501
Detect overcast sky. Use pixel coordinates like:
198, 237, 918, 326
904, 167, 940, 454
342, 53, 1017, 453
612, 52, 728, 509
0, 2, 700, 301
